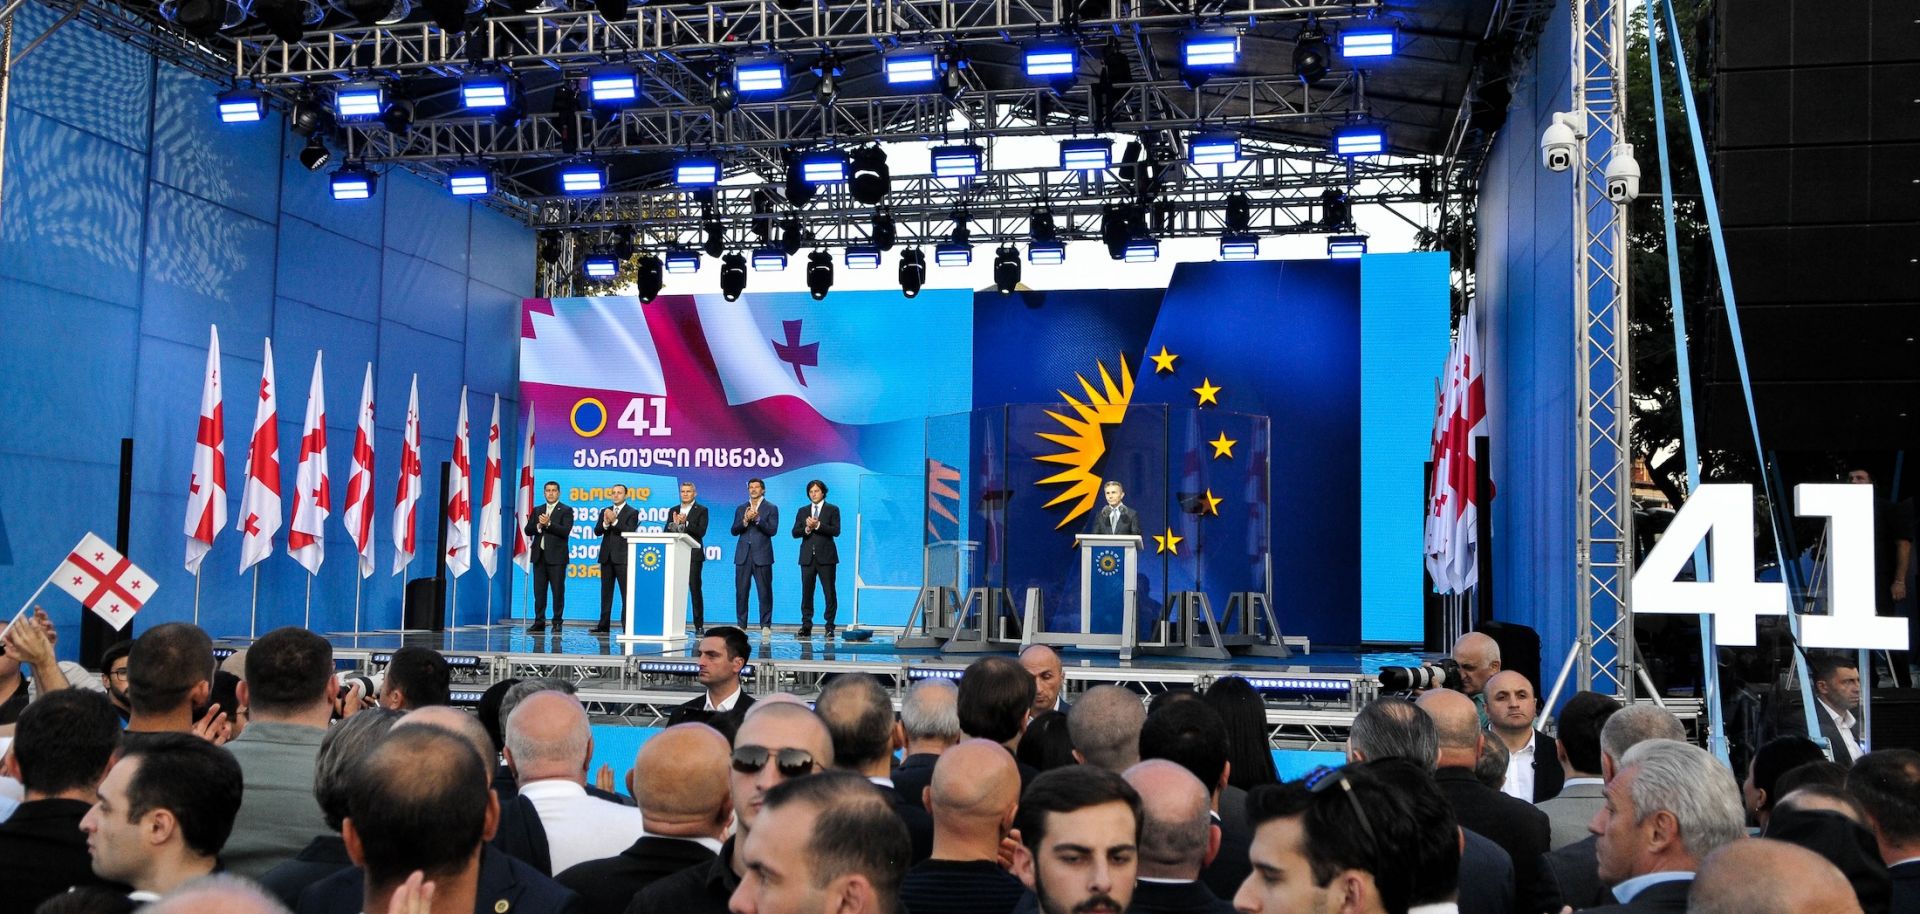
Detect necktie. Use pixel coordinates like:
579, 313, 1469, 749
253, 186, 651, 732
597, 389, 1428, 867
813, 504, 820, 519
1110, 507, 1119, 529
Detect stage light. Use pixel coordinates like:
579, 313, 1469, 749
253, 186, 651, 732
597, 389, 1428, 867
735, 60, 786, 94
898, 248, 925, 297
806, 251, 834, 299
298, 135, 331, 171
1225, 192, 1252, 233
752, 247, 788, 271
1219, 234, 1259, 260
720, 253, 748, 300
845, 244, 881, 270
581, 249, 620, 279
539, 230, 563, 265
1029, 208, 1057, 242
379, 96, 415, 134
637, 253, 664, 302
934, 242, 971, 268
1027, 239, 1066, 265
780, 214, 805, 255
1318, 187, 1352, 228
461, 73, 516, 110
1123, 237, 1159, 263
665, 249, 701, 274
447, 165, 493, 196
330, 164, 377, 200
992, 246, 1020, 293
611, 225, 635, 260
931, 144, 983, 179
703, 221, 725, 258
332, 82, 385, 120
1327, 234, 1368, 259
1340, 28, 1396, 59
1334, 124, 1385, 156
1294, 27, 1331, 82
218, 88, 266, 123
1183, 32, 1239, 68
1024, 45, 1077, 79
811, 54, 843, 106
588, 67, 641, 106
559, 161, 608, 194
872, 211, 897, 250
1059, 138, 1112, 171
799, 149, 848, 184
676, 156, 720, 186
885, 51, 940, 85
849, 146, 890, 205
593, 0, 631, 21
1189, 132, 1241, 166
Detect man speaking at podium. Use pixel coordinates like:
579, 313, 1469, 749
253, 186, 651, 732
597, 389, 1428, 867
592, 483, 640, 634
1087, 480, 1141, 536
791, 480, 841, 639
731, 478, 779, 633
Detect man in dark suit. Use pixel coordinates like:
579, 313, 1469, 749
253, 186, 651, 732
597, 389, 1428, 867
1582, 740, 1746, 914
1416, 688, 1551, 907
526, 480, 575, 633
816, 673, 934, 863
730, 478, 778, 632
0, 690, 126, 911
894, 679, 960, 811
1138, 695, 1250, 901
665, 627, 756, 728
1847, 748, 1920, 914
1086, 479, 1142, 536
901, 739, 1027, 914
1485, 670, 1565, 803
790, 479, 840, 639
592, 483, 641, 634
1020, 644, 1069, 715
1122, 761, 1236, 914
555, 724, 730, 914
667, 481, 710, 631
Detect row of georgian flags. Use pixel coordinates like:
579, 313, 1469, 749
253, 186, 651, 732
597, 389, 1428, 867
1423, 300, 1488, 595
181, 324, 539, 584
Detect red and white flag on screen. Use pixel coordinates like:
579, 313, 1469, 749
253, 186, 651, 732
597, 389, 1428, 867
183, 325, 227, 575
289, 351, 330, 574
237, 339, 283, 574
391, 376, 422, 576
54, 533, 158, 630
478, 394, 503, 578
512, 411, 535, 573
343, 364, 377, 580
445, 388, 472, 579
1424, 301, 1488, 594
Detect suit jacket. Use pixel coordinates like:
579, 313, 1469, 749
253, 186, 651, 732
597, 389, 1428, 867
0, 798, 127, 914
296, 844, 585, 914
1086, 504, 1142, 537
668, 503, 710, 557
791, 501, 841, 565
1575, 876, 1691, 914
595, 503, 641, 566
492, 792, 554, 875
555, 835, 718, 914
1538, 780, 1606, 850
1129, 879, 1235, 914
887, 783, 936, 864
526, 502, 576, 566
1889, 860, 1920, 914
1200, 799, 1254, 902
893, 752, 941, 809
628, 836, 740, 914
664, 690, 757, 729
259, 835, 353, 909
1434, 767, 1551, 909
1817, 702, 1866, 764
731, 500, 778, 566
1534, 834, 1610, 914
1530, 733, 1567, 802
1460, 827, 1516, 914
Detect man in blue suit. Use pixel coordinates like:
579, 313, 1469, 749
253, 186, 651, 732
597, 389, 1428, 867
731, 478, 778, 633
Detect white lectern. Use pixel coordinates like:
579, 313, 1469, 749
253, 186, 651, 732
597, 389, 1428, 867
621, 531, 699, 642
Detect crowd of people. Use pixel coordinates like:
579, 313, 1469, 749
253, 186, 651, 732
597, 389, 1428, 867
0, 613, 1916, 914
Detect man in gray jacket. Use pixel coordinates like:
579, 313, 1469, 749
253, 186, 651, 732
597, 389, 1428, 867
1535, 691, 1621, 849
222, 627, 338, 878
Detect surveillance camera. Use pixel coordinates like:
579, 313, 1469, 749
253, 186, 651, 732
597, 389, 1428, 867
1604, 143, 1641, 204
1541, 111, 1584, 173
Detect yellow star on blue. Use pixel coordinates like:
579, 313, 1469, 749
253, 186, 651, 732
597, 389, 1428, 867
1150, 346, 1179, 374
1154, 528, 1184, 555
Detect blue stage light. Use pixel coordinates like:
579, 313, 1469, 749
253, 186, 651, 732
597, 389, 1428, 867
885, 51, 940, 84
799, 149, 848, 184
752, 248, 787, 271
676, 157, 720, 186
460, 74, 514, 110
930, 145, 983, 179
217, 88, 266, 123
447, 165, 493, 196
1219, 234, 1259, 260
559, 161, 608, 194
1189, 132, 1241, 166
1340, 28, 1397, 58
1027, 239, 1066, 264
734, 60, 786, 93
1327, 234, 1368, 259
665, 249, 701, 274
1024, 45, 1077, 78
1334, 125, 1386, 156
933, 242, 971, 267
1123, 237, 1159, 263
844, 245, 881, 270
330, 164, 377, 200
1059, 137, 1113, 171
581, 250, 620, 279
332, 82, 385, 120
588, 68, 641, 105
1182, 32, 1239, 68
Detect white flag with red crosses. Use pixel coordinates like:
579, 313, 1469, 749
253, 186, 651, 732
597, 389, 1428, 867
52, 533, 158, 630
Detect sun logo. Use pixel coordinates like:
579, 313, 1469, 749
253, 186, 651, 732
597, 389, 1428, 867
1097, 552, 1120, 576
639, 547, 662, 572
1035, 355, 1134, 529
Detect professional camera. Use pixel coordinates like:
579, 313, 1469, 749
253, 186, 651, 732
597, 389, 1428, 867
338, 670, 383, 702
1377, 658, 1464, 693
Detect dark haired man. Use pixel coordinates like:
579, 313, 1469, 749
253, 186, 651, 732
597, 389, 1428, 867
1810, 652, 1866, 764
732, 478, 778, 633
380, 645, 451, 711
1140, 695, 1251, 900
526, 480, 574, 633
340, 727, 502, 914
125, 622, 218, 739
100, 638, 134, 724
815, 673, 933, 862
0, 689, 126, 909
257, 708, 402, 907
1846, 749, 1920, 913
729, 770, 909, 914
1538, 691, 1621, 849
790, 479, 840, 639
593, 483, 641, 634
80, 731, 244, 902
1013, 765, 1142, 914
225, 627, 340, 878
1743, 736, 1828, 831
667, 626, 757, 727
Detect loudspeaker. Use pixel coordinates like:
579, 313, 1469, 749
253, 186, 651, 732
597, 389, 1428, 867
1476, 621, 1542, 694
404, 577, 445, 631
1870, 689, 1920, 751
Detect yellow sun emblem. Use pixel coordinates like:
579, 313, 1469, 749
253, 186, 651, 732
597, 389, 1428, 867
639, 547, 662, 572
1035, 355, 1135, 529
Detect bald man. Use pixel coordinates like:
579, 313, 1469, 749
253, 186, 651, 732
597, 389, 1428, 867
1021, 645, 1068, 715
1068, 685, 1146, 773
145, 874, 294, 913
504, 691, 645, 875
1690, 838, 1863, 914
1484, 670, 1563, 802
1452, 632, 1502, 696
558, 724, 733, 914
899, 740, 1027, 914
1417, 687, 1549, 907
394, 706, 495, 768
1122, 760, 1233, 914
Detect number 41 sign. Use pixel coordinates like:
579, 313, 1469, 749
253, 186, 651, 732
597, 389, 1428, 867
1630, 483, 1910, 651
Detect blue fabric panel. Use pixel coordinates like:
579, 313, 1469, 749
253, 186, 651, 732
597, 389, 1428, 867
0, 455, 126, 636
278, 138, 384, 247
463, 280, 522, 398
275, 216, 381, 321
272, 299, 381, 435
470, 207, 537, 296
0, 109, 145, 308
376, 322, 467, 433
0, 280, 138, 462
382, 170, 470, 272
149, 66, 282, 225
129, 333, 234, 506
6, 3, 151, 151
382, 251, 469, 342
140, 186, 278, 348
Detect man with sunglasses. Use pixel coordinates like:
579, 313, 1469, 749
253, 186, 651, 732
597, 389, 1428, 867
634, 701, 834, 914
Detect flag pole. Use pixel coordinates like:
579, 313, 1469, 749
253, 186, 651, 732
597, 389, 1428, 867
6, 574, 55, 636
449, 579, 458, 631
304, 574, 313, 630
249, 566, 259, 639
485, 580, 493, 625
352, 570, 363, 638
192, 566, 203, 627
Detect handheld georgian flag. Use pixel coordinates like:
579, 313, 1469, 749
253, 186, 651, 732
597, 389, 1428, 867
391, 376, 422, 575
343, 364, 377, 579
445, 388, 472, 579
54, 533, 158, 630
478, 394, 503, 578
237, 339, 283, 574
183, 324, 227, 574
289, 351, 330, 574
511, 411, 535, 573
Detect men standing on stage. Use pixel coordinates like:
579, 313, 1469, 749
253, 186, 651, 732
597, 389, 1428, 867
526, 480, 574, 633
1087, 480, 1141, 536
668, 481, 710, 632
732, 478, 778, 633
791, 480, 841, 639
593, 483, 640, 634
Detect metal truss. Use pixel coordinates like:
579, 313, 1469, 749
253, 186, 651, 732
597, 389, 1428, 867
231, 0, 1378, 85
1571, 0, 1632, 697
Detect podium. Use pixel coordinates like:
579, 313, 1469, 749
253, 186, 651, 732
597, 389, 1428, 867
1023, 535, 1142, 659
619, 531, 698, 642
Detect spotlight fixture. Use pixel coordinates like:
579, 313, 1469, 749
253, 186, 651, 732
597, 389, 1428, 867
158, 0, 224, 36
811, 53, 843, 106
1123, 237, 1159, 263
897, 248, 926, 297
1333, 124, 1386, 156
1327, 234, 1368, 259
849, 146, 891, 205
460, 73, 517, 110
806, 250, 834, 300
588, 67, 641, 106
780, 214, 806, 255
253, 0, 310, 42
637, 253, 664, 302
676, 156, 721, 186
379, 96, 415, 134
1059, 138, 1113, 171
695, 222, 721, 259
447, 165, 493, 196
752, 247, 788, 271
1027, 239, 1066, 264
871, 211, 897, 250
884, 51, 940, 85
288, 99, 331, 138
1294, 27, 1332, 82
1219, 234, 1259, 260
1339, 27, 1396, 59
332, 82, 385, 120
538, 230, 563, 265
1024, 45, 1077, 79
992, 245, 1020, 294
1182, 31, 1239, 68
665, 249, 701, 274
581, 249, 620, 279
329, 164, 378, 200
720, 252, 748, 301
1188, 132, 1241, 166
709, 67, 738, 113
298, 135, 331, 171
930, 144, 983, 179
734, 59, 786, 94
611, 225, 636, 261
845, 245, 881, 270
1029, 208, 1057, 242
217, 88, 266, 123
593, 0, 631, 21
1225, 192, 1252, 233
934, 242, 971, 268
799, 149, 849, 184
1318, 188, 1353, 228
559, 161, 608, 194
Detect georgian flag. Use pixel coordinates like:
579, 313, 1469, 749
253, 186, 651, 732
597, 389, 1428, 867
478, 394, 503, 578
391, 376, 421, 576
54, 533, 158, 630
237, 339, 283, 574
1424, 300, 1489, 594
343, 364, 377, 579
289, 351, 329, 574
445, 388, 472, 579
183, 324, 226, 574
512, 411, 534, 573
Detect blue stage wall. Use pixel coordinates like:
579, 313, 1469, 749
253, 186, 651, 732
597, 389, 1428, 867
0, 1, 534, 654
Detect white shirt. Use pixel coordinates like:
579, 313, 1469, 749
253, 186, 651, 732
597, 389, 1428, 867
1820, 699, 1864, 762
704, 686, 743, 713
1611, 871, 1692, 903
643, 830, 725, 855
518, 779, 646, 874
1500, 731, 1537, 802
1409, 905, 1461, 914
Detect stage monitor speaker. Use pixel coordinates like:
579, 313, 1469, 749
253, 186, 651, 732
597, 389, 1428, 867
404, 577, 445, 631
1870, 689, 1920, 751
1475, 621, 1541, 695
